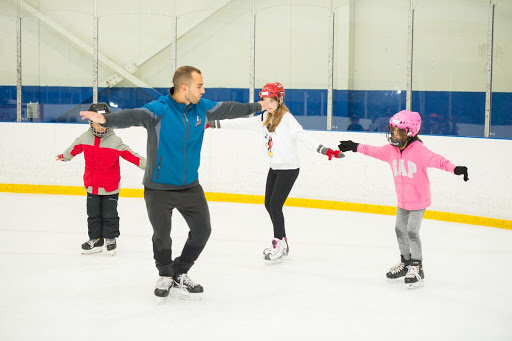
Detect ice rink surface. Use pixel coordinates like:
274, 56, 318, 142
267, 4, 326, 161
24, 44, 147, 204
0, 192, 511, 341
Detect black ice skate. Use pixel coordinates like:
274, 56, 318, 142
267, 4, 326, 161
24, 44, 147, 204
154, 276, 174, 302
386, 255, 411, 280
404, 260, 425, 289
105, 238, 117, 256
81, 238, 104, 254
171, 273, 204, 301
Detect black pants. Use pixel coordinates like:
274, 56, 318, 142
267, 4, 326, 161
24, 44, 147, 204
144, 185, 211, 277
86, 193, 120, 239
264, 168, 300, 239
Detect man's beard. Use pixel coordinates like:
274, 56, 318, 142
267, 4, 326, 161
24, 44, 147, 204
187, 94, 199, 104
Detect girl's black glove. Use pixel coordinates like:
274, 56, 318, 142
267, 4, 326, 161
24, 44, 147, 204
454, 166, 469, 181
338, 140, 358, 152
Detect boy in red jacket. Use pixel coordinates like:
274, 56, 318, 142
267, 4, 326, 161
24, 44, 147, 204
56, 103, 146, 255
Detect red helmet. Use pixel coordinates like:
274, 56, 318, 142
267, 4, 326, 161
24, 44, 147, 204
259, 82, 285, 104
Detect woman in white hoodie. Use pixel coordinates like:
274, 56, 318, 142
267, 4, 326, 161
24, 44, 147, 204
209, 82, 343, 263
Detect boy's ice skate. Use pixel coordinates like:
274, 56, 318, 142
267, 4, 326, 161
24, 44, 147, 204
171, 273, 204, 301
105, 238, 117, 256
81, 238, 104, 254
154, 276, 174, 303
404, 260, 425, 289
386, 255, 410, 280
264, 238, 288, 264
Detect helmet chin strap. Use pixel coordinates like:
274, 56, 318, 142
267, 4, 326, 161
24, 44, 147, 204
387, 127, 411, 148
89, 121, 109, 138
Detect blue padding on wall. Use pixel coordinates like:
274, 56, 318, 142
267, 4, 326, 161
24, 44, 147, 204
334, 90, 416, 118
491, 92, 512, 125
0, 85, 510, 133
411, 91, 486, 124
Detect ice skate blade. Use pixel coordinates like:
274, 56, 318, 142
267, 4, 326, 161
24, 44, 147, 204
108, 249, 116, 256
386, 277, 405, 283
406, 281, 424, 289
81, 248, 103, 255
156, 296, 169, 304
264, 258, 284, 265
262, 255, 289, 261
170, 287, 203, 301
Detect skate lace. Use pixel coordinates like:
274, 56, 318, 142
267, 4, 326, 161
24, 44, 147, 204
86, 239, 98, 248
390, 261, 405, 274
155, 276, 173, 290
105, 238, 115, 246
406, 265, 419, 278
177, 274, 197, 288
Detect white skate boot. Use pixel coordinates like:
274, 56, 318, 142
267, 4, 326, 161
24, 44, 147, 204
263, 237, 289, 260
264, 238, 287, 264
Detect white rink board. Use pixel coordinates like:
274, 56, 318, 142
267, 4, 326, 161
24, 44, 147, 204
0, 122, 511, 220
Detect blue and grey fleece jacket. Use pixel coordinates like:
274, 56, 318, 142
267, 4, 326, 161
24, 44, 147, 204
103, 87, 262, 190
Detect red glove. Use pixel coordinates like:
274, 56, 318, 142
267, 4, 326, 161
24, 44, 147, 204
56, 154, 65, 161
325, 149, 340, 160
205, 123, 210, 129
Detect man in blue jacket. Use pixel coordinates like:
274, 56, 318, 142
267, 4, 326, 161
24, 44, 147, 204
80, 66, 269, 300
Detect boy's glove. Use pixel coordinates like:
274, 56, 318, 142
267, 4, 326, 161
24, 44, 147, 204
454, 166, 469, 181
318, 145, 345, 160
55, 154, 65, 161
338, 140, 358, 152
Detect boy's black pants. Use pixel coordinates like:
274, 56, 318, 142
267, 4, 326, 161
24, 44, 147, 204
86, 193, 120, 239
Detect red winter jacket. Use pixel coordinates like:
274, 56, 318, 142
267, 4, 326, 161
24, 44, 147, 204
61, 128, 146, 195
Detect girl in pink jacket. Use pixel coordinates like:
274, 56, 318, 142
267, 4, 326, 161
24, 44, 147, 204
338, 110, 468, 289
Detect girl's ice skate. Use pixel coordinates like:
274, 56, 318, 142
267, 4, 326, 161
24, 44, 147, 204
263, 237, 289, 260
171, 273, 204, 301
81, 238, 104, 254
404, 260, 425, 289
154, 276, 174, 303
386, 255, 410, 280
264, 238, 288, 264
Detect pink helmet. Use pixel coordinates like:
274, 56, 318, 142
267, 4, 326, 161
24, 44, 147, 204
259, 82, 285, 104
389, 110, 421, 138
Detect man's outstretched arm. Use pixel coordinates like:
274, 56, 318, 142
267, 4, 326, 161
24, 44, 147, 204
206, 100, 269, 121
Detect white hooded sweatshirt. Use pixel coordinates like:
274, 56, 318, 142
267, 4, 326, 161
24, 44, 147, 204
218, 111, 320, 170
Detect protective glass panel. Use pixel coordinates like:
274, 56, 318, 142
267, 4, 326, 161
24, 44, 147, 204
176, 0, 252, 103
97, 0, 175, 112
412, 0, 488, 137
332, 0, 408, 133
491, 1, 512, 139
20, 2, 93, 123
255, 0, 331, 130
0, 2, 17, 122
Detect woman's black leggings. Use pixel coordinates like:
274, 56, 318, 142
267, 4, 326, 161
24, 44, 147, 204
264, 168, 300, 239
